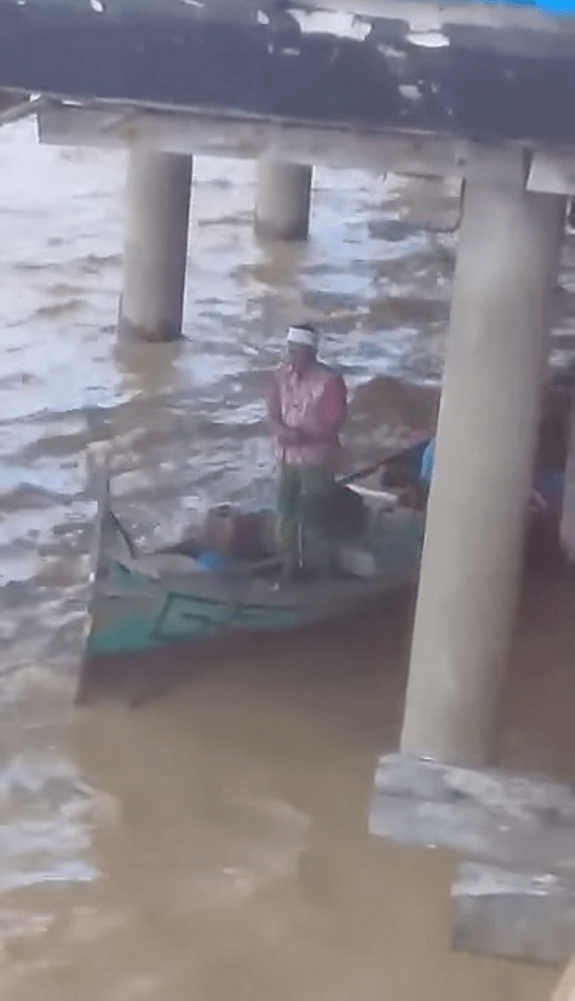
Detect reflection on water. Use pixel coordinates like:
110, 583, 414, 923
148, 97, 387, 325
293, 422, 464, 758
0, 120, 572, 998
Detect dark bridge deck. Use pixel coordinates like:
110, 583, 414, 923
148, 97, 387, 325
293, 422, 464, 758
1, 1, 575, 147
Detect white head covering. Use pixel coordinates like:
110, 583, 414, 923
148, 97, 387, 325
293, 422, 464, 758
286, 325, 319, 351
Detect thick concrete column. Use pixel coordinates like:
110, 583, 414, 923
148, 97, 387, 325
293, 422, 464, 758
560, 390, 575, 561
119, 150, 193, 341
255, 162, 312, 241
401, 180, 565, 766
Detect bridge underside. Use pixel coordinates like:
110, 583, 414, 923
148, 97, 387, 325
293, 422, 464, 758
0, 0, 575, 149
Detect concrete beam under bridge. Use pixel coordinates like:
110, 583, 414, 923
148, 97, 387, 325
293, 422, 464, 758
36, 103, 481, 179
38, 102, 575, 203
35, 103, 575, 201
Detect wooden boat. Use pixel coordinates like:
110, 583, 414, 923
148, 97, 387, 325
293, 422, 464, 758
77, 455, 427, 705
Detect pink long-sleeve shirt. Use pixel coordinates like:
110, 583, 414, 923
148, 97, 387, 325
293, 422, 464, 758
268, 361, 347, 468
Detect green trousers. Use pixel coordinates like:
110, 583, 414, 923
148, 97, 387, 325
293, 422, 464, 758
276, 465, 335, 571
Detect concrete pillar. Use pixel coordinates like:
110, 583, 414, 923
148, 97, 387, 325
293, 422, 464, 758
560, 390, 575, 562
400, 180, 565, 766
119, 150, 193, 341
255, 162, 312, 241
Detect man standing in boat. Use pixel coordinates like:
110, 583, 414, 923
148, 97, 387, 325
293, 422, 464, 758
267, 325, 348, 577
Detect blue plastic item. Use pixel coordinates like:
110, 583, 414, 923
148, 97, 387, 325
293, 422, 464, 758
419, 439, 435, 484
418, 438, 565, 511
406, 438, 431, 476
197, 550, 233, 573
533, 471, 564, 512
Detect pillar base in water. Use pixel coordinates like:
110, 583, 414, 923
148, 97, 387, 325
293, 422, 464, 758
254, 162, 312, 242
117, 304, 184, 343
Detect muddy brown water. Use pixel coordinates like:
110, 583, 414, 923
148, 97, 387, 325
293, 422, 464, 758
0, 122, 574, 998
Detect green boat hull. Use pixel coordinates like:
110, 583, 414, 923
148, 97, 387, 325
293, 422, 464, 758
87, 559, 308, 657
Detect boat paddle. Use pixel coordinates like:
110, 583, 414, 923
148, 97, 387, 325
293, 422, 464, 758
339, 434, 430, 486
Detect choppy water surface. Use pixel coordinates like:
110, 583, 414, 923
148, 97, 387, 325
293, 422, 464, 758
0, 120, 571, 999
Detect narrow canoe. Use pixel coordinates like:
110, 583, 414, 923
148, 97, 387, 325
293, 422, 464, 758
77, 462, 426, 705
